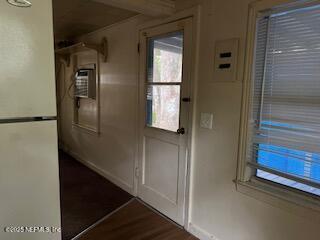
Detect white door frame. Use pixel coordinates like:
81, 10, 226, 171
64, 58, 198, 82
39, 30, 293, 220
134, 6, 201, 229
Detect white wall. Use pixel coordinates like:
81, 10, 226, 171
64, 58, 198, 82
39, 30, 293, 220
58, 16, 148, 194
176, 0, 320, 240
58, 1, 320, 239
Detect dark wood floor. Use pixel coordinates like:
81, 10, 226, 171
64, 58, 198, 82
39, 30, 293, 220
78, 199, 198, 240
59, 151, 133, 240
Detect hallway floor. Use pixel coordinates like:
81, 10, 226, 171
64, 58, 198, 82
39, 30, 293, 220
59, 151, 133, 240
78, 199, 198, 240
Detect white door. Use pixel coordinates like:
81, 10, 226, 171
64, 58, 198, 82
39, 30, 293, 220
138, 18, 193, 225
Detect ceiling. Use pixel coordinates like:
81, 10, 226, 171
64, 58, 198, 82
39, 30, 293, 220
53, 0, 138, 41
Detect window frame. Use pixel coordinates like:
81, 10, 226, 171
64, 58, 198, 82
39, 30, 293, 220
237, 0, 320, 218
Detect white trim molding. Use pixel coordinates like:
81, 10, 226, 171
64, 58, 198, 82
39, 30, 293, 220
188, 223, 221, 240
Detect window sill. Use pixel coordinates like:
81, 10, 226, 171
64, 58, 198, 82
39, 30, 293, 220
72, 123, 100, 136
236, 178, 320, 222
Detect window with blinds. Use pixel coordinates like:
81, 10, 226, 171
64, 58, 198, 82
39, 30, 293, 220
249, 3, 320, 196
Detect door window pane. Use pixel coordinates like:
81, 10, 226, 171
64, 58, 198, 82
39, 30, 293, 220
147, 31, 183, 83
145, 30, 184, 132
146, 85, 180, 132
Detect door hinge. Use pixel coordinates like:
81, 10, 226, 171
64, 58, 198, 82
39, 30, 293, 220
137, 43, 140, 53
135, 167, 140, 178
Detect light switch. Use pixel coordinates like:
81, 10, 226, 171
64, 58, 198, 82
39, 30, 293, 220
200, 113, 213, 129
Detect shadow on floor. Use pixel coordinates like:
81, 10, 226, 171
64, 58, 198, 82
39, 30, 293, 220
59, 151, 133, 240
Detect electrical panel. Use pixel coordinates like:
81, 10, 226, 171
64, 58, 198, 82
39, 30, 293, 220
213, 38, 239, 82
74, 67, 96, 99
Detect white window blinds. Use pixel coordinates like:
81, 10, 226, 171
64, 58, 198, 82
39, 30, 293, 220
249, 4, 320, 194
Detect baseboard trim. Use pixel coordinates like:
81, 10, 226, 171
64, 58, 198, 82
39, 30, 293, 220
188, 223, 220, 240
60, 146, 134, 195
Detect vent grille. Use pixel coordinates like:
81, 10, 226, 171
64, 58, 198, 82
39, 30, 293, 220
75, 78, 89, 97
74, 68, 96, 99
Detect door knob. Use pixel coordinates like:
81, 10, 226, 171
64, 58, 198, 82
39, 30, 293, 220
177, 128, 185, 135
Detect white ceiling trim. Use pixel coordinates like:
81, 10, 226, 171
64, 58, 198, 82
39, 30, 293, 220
91, 0, 176, 17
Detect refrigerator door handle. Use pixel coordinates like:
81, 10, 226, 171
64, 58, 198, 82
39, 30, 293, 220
0, 116, 57, 124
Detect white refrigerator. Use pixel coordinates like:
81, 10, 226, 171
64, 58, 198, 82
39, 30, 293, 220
0, 0, 61, 239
